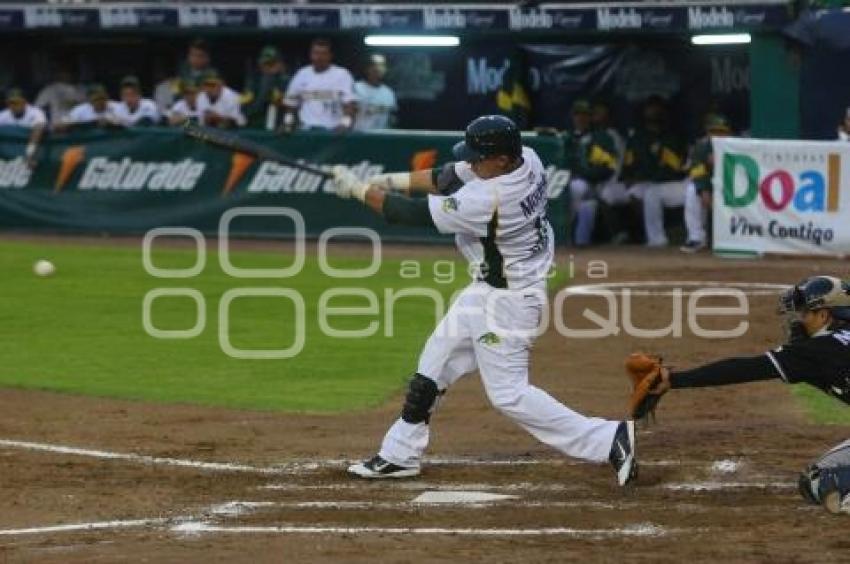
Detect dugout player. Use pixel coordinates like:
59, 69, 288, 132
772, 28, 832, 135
332, 115, 638, 485
283, 38, 356, 132
0, 88, 46, 168
680, 114, 732, 253
564, 99, 620, 247
353, 54, 397, 131
197, 70, 245, 129
623, 97, 688, 247
62, 84, 121, 130
114, 76, 160, 127
633, 276, 850, 515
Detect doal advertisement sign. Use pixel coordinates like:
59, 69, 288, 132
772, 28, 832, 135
713, 137, 849, 256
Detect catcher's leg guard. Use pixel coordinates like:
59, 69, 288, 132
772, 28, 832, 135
401, 373, 441, 424
798, 440, 850, 508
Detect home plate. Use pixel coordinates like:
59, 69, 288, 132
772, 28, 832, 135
412, 491, 519, 504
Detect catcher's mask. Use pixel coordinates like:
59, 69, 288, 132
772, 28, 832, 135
778, 276, 850, 322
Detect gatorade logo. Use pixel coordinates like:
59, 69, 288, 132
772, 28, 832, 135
55, 146, 85, 192
55, 147, 206, 192
0, 157, 33, 189
722, 152, 841, 213
222, 152, 256, 195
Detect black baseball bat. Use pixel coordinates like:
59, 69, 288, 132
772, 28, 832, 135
182, 122, 333, 178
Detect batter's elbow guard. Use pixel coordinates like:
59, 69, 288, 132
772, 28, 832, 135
401, 373, 442, 424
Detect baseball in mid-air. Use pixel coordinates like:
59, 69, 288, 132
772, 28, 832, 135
33, 259, 56, 277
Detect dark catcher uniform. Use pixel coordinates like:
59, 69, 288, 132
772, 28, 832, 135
669, 276, 850, 514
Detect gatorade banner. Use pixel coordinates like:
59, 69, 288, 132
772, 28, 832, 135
712, 137, 850, 256
0, 127, 569, 242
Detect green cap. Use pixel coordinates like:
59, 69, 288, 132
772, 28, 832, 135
87, 83, 108, 100
120, 75, 141, 90
258, 46, 281, 64
571, 99, 592, 115
201, 68, 223, 84
705, 113, 731, 133
6, 88, 25, 102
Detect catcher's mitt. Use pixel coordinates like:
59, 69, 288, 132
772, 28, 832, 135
625, 352, 668, 420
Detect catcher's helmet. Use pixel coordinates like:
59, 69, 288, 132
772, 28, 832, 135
453, 115, 521, 162
779, 276, 850, 321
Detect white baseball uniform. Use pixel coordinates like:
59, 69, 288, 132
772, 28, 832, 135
285, 64, 356, 130
0, 105, 47, 128
167, 99, 201, 122
197, 87, 246, 127
353, 81, 396, 131
64, 101, 121, 125
378, 147, 619, 468
114, 98, 160, 126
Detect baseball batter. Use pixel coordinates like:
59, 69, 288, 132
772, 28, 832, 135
628, 276, 850, 515
332, 115, 637, 485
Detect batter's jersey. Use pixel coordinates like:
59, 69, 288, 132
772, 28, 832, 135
65, 101, 121, 124
353, 81, 396, 131
767, 329, 850, 405
114, 99, 160, 126
285, 64, 356, 130
0, 105, 46, 128
427, 146, 554, 290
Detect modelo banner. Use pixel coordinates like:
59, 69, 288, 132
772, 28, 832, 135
712, 137, 849, 256
0, 126, 570, 242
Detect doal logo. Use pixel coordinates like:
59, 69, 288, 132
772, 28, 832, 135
722, 152, 841, 213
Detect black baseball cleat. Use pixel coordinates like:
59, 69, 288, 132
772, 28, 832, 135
609, 420, 638, 486
347, 455, 420, 479
679, 240, 707, 254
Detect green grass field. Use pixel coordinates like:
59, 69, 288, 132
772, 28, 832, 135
793, 385, 850, 425
0, 239, 468, 412
1, 239, 847, 425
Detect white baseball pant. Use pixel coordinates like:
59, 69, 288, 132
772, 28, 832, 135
636, 180, 687, 246
378, 281, 619, 468
683, 180, 708, 244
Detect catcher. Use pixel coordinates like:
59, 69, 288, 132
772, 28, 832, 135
627, 275, 850, 515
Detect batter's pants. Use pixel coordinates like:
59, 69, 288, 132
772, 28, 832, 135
378, 282, 619, 468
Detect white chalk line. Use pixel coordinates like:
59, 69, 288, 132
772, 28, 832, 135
663, 481, 794, 492
0, 437, 688, 475
208, 499, 620, 517
0, 439, 282, 475
172, 521, 671, 538
0, 518, 168, 537
564, 281, 789, 297
259, 478, 792, 494
258, 482, 582, 493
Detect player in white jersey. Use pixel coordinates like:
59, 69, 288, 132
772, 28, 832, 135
197, 69, 246, 128
167, 79, 201, 126
63, 84, 121, 130
114, 76, 160, 127
353, 54, 396, 131
0, 88, 47, 167
283, 38, 356, 132
332, 115, 638, 486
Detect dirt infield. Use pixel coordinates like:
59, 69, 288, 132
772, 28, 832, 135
1, 243, 849, 563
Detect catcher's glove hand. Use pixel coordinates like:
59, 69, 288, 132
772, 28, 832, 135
625, 352, 670, 421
